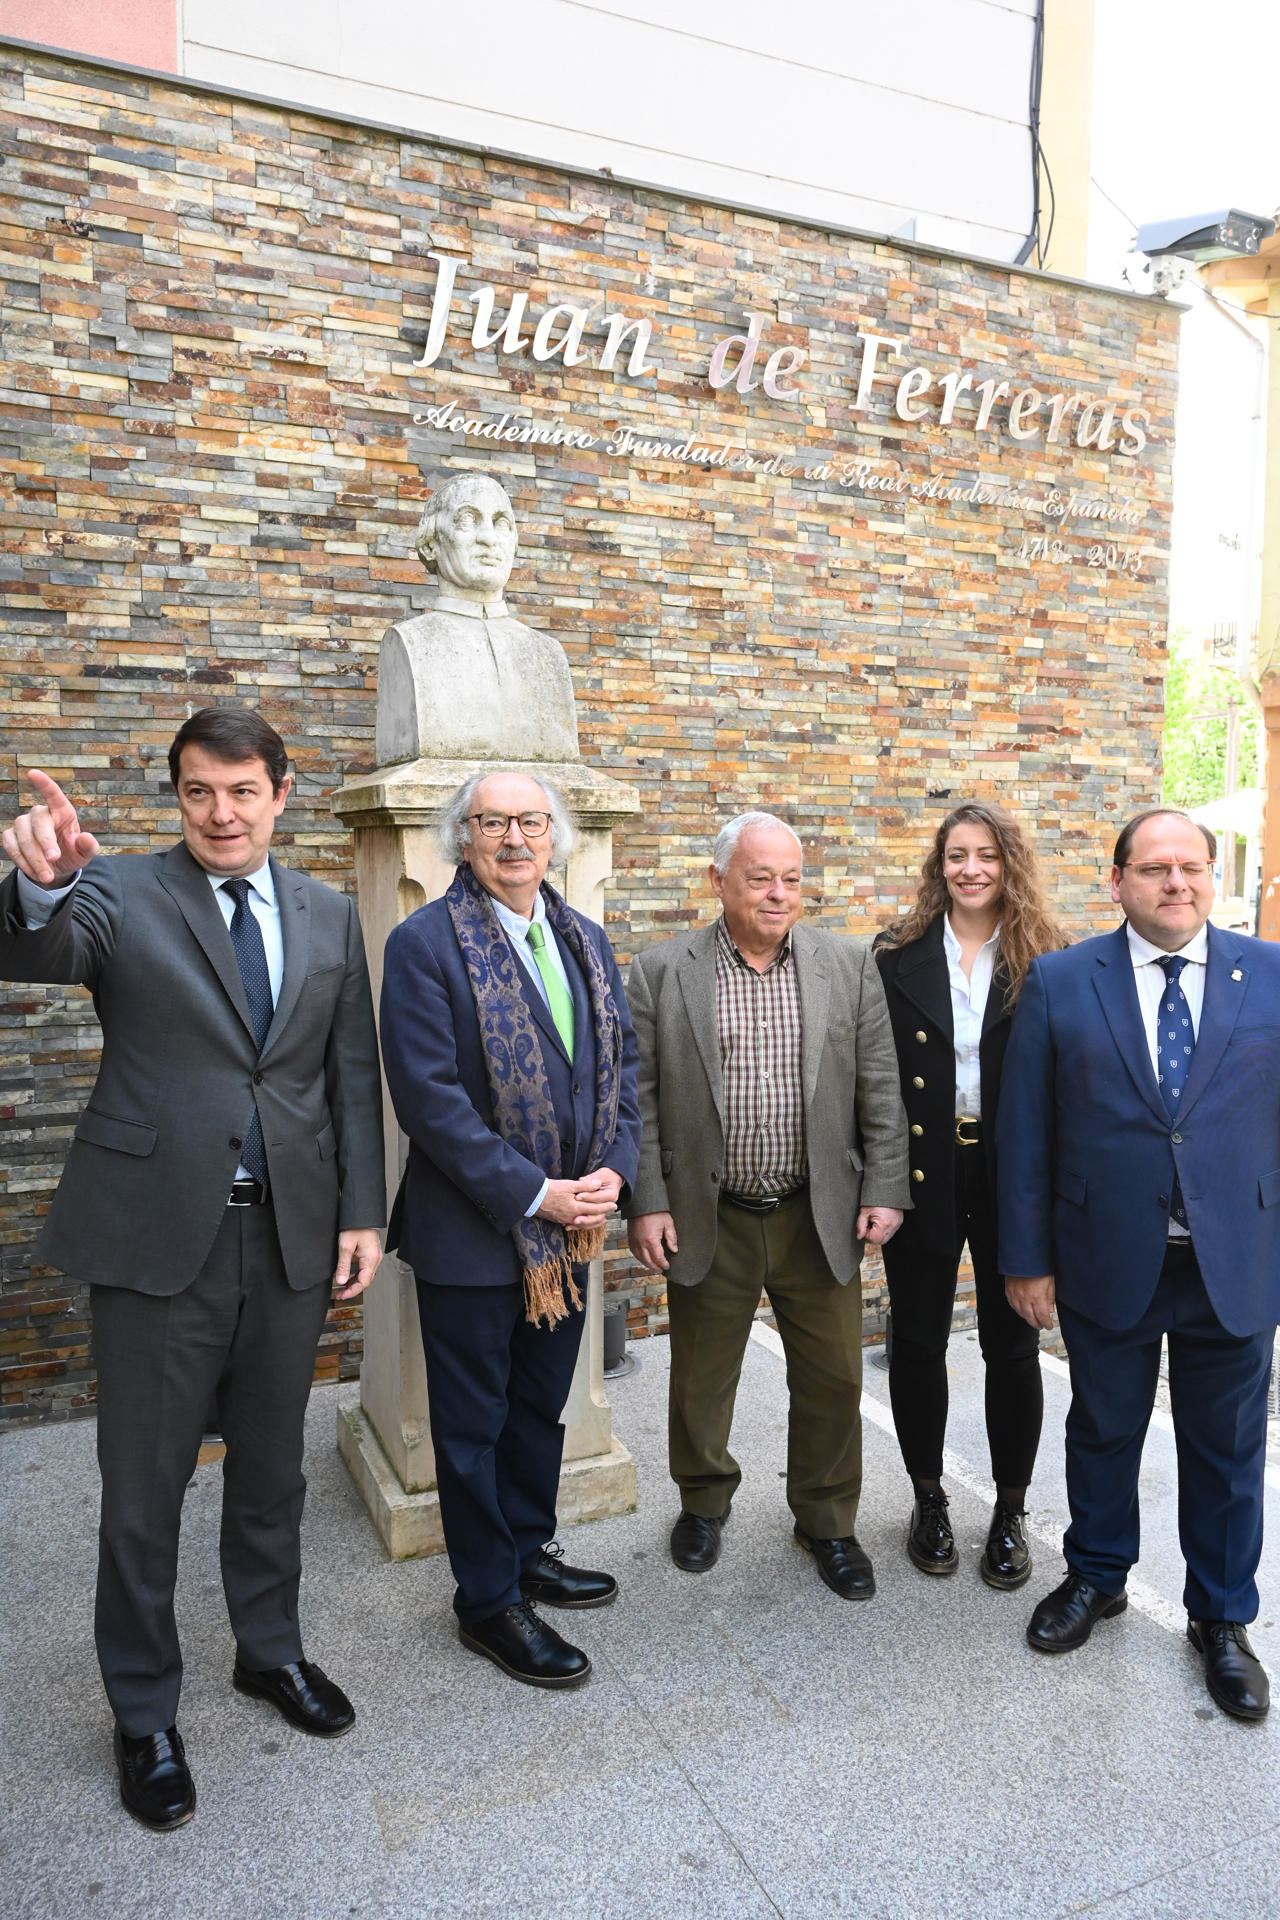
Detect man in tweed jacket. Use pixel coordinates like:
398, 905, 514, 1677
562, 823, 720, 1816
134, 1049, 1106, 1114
626, 811, 909, 1599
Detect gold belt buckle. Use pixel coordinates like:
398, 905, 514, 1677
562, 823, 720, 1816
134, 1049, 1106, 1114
955, 1116, 980, 1146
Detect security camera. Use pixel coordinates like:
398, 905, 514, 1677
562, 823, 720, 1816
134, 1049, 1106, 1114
1134, 209, 1275, 263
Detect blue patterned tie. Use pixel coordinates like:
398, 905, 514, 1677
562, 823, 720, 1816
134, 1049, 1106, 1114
1156, 954, 1196, 1230
221, 878, 273, 1186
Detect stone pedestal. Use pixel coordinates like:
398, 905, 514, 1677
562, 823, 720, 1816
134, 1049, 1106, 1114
332, 758, 640, 1558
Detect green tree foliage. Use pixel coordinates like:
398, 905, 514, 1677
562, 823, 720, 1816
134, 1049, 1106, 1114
1163, 637, 1259, 810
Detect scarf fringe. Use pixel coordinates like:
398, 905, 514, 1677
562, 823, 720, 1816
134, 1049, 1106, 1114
521, 1223, 604, 1327
523, 1255, 584, 1329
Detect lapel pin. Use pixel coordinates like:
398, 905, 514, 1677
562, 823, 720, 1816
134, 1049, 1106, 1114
1232, 969, 1242, 982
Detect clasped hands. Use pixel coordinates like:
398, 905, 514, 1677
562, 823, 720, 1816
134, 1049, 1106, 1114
537, 1168, 624, 1231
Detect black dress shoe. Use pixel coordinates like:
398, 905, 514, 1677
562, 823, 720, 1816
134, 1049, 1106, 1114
232, 1658, 355, 1736
670, 1506, 730, 1573
1026, 1572, 1128, 1652
1188, 1619, 1270, 1722
907, 1488, 959, 1576
459, 1598, 591, 1688
114, 1725, 196, 1832
519, 1541, 618, 1609
794, 1524, 875, 1600
980, 1501, 1032, 1590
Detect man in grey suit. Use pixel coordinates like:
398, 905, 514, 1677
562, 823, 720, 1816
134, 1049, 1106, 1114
0, 708, 385, 1830
626, 812, 909, 1598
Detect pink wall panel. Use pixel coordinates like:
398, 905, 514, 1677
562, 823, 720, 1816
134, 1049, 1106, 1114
0, 0, 177, 72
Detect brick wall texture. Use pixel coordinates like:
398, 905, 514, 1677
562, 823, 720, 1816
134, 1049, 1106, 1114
0, 45, 1177, 1420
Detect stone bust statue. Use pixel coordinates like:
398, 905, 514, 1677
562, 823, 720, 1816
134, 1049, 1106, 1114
374, 472, 580, 766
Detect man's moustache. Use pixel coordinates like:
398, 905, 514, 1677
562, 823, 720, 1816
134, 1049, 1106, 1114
495, 847, 534, 863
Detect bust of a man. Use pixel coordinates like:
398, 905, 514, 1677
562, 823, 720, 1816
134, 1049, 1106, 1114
375, 472, 580, 766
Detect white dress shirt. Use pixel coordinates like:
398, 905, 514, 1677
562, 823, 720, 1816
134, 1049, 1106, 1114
1127, 920, 1207, 1238
19, 858, 282, 1181
17, 858, 282, 1002
943, 915, 1000, 1120
489, 889, 574, 1218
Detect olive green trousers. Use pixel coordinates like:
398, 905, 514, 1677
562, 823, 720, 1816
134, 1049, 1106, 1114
666, 1191, 864, 1539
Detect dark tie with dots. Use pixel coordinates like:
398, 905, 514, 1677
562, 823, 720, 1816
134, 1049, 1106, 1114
221, 878, 273, 1186
1156, 954, 1196, 1230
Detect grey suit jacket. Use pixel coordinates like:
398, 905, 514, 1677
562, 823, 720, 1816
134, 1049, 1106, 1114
626, 920, 909, 1287
0, 842, 385, 1294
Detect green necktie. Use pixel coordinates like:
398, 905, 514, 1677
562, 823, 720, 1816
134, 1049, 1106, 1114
525, 920, 575, 1061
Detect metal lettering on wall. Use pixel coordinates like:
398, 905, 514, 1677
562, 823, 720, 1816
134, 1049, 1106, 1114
412, 400, 1148, 567
413, 254, 1153, 459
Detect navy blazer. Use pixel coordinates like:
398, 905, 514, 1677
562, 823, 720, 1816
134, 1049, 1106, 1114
997, 921, 1280, 1337
379, 894, 641, 1287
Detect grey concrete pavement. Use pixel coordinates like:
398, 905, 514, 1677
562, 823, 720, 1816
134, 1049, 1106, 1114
2, 1327, 1279, 1920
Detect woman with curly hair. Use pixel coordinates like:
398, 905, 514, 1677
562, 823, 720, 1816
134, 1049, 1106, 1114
874, 801, 1067, 1590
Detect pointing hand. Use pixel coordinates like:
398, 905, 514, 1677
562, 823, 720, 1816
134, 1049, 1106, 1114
2, 770, 100, 888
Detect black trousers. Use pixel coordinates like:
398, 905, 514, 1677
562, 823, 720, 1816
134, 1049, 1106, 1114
416, 1278, 587, 1626
91, 1202, 331, 1735
884, 1135, 1043, 1488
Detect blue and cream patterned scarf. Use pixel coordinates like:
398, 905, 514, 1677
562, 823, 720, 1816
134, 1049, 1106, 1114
446, 862, 624, 1326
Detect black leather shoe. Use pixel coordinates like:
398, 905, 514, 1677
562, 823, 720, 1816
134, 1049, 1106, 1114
980, 1501, 1032, 1590
670, 1506, 730, 1573
114, 1725, 196, 1832
459, 1598, 591, 1688
519, 1541, 618, 1609
1026, 1572, 1127, 1652
907, 1488, 959, 1575
794, 1524, 875, 1600
232, 1658, 355, 1736
1188, 1619, 1270, 1722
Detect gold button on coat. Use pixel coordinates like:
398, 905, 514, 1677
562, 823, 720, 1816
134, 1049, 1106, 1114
910, 1124, 923, 1137
912, 1169, 925, 1183
915, 1030, 927, 1044
912, 1076, 924, 1089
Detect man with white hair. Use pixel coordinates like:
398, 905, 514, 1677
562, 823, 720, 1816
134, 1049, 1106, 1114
627, 813, 909, 1597
378, 769, 641, 1688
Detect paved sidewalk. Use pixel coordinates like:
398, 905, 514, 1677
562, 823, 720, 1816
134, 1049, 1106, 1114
2, 1328, 1279, 1920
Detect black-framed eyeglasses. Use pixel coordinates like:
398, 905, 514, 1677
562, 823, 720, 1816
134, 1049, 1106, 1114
468, 810, 552, 839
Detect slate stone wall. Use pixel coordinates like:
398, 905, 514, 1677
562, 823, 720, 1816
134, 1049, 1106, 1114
0, 44, 1177, 1418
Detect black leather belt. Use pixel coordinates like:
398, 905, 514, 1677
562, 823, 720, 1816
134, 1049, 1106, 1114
721, 1183, 807, 1214
227, 1178, 268, 1207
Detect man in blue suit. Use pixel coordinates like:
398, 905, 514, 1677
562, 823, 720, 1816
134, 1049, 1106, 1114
998, 808, 1279, 1721
379, 770, 641, 1689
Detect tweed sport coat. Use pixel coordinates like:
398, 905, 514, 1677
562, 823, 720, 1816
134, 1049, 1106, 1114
626, 919, 910, 1288
0, 843, 386, 1294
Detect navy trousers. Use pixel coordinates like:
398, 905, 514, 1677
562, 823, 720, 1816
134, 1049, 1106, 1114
416, 1278, 587, 1624
1058, 1239, 1274, 1621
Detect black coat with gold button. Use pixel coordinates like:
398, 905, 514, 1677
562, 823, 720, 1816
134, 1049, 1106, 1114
873, 915, 1013, 1266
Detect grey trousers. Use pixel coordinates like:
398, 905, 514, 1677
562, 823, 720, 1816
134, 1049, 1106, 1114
91, 1202, 331, 1735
